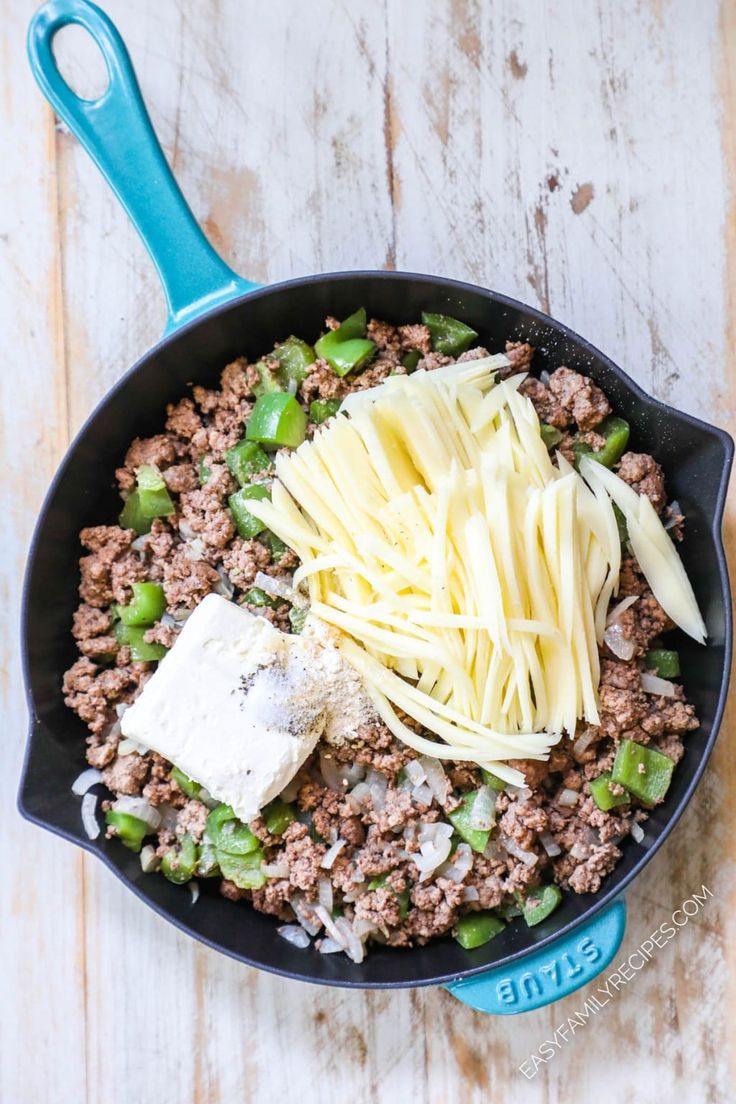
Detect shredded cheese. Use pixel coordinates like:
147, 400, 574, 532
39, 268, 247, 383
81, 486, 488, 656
247, 357, 705, 768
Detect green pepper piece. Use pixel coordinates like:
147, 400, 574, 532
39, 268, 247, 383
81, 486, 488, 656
262, 798, 295, 836
315, 309, 376, 377
401, 349, 421, 372
161, 834, 198, 884
118, 581, 166, 627
206, 804, 260, 855
119, 490, 151, 535
251, 359, 283, 398
228, 484, 271, 539
573, 416, 630, 470
523, 884, 562, 927
197, 458, 212, 486
171, 765, 201, 799
447, 792, 491, 853
368, 874, 410, 918
225, 439, 271, 486
272, 336, 316, 388
264, 530, 288, 559
645, 649, 681, 679
319, 337, 376, 378
480, 769, 507, 792
496, 900, 523, 920
246, 393, 307, 448
288, 606, 308, 633
105, 809, 148, 852
114, 623, 168, 662
540, 424, 563, 450
422, 311, 478, 356
309, 398, 342, 424
455, 911, 505, 949
611, 739, 674, 805
589, 772, 630, 812
136, 464, 175, 519
216, 848, 267, 890
242, 586, 279, 609
612, 502, 629, 544
196, 840, 221, 878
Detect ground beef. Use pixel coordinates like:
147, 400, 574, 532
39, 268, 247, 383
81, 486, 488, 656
63, 315, 700, 956
616, 451, 667, 512
548, 366, 611, 430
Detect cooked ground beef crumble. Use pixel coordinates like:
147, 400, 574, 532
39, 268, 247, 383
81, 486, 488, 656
63, 318, 699, 953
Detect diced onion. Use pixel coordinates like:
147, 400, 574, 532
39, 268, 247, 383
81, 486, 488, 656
630, 821, 645, 843
365, 769, 388, 811
115, 702, 130, 719
117, 737, 148, 757
81, 793, 100, 839
573, 729, 598, 759
183, 538, 206, 562
291, 895, 322, 936
639, 672, 678, 698
345, 781, 371, 812
318, 937, 343, 954
606, 595, 639, 625
405, 759, 427, 786
314, 904, 348, 947
539, 830, 562, 857
558, 788, 580, 807
603, 622, 636, 661
112, 796, 161, 832
320, 838, 347, 870
469, 785, 496, 830
501, 834, 538, 866
318, 877, 334, 912
569, 842, 590, 860
140, 844, 160, 873
353, 917, 379, 940
71, 768, 102, 796
440, 842, 474, 882
335, 916, 365, 963
178, 519, 197, 540
262, 861, 289, 879
411, 783, 434, 806
664, 501, 682, 530
461, 885, 480, 902
188, 881, 200, 905
214, 565, 235, 599
278, 924, 311, 949
420, 757, 451, 804
254, 571, 299, 604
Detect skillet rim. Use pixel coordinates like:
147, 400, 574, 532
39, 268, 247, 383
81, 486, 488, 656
18, 269, 734, 988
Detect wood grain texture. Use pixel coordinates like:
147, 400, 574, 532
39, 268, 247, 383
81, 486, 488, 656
1, 1, 734, 1101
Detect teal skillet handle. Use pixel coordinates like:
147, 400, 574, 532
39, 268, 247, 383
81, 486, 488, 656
27, 0, 261, 334
444, 898, 626, 1014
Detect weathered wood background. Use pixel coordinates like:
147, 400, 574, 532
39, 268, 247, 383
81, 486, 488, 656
2, 1, 735, 1100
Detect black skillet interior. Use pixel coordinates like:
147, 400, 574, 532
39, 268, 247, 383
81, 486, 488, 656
20, 271, 733, 988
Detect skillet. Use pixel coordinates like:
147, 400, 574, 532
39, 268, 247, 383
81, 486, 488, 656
19, 0, 733, 1014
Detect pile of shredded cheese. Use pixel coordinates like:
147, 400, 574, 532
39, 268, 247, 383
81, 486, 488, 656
248, 356, 705, 785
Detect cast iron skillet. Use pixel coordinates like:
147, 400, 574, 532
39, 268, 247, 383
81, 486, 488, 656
19, 0, 733, 1014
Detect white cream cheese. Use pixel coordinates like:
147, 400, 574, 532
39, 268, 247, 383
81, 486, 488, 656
120, 594, 375, 822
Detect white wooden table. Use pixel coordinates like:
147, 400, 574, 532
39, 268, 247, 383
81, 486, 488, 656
2, 2, 735, 1100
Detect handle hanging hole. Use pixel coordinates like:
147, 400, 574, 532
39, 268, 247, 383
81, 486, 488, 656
52, 23, 110, 102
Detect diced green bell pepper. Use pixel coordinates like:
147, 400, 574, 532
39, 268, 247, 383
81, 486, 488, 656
497, 899, 523, 920
206, 804, 260, 855
612, 502, 629, 543
401, 349, 421, 372
422, 311, 478, 356
611, 739, 674, 805
216, 848, 267, 890
118, 581, 166, 627
573, 416, 630, 470
229, 483, 271, 539
309, 398, 342, 424
272, 336, 316, 388
251, 359, 283, 397
540, 424, 563, 450
198, 458, 212, 486
288, 606, 308, 633
523, 884, 562, 926
105, 809, 148, 852
315, 308, 376, 377
480, 769, 506, 792
645, 649, 680, 679
196, 841, 221, 878
119, 490, 151, 535
114, 623, 168, 662
136, 464, 175, 519
171, 765, 202, 799
226, 439, 271, 485
589, 772, 630, 812
264, 530, 288, 558
455, 911, 505, 949
262, 799, 295, 836
367, 874, 410, 918
447, 791, 491, 853
242, 586, 279, 609
246, 393, 307, 448
161, 833, 198, 884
